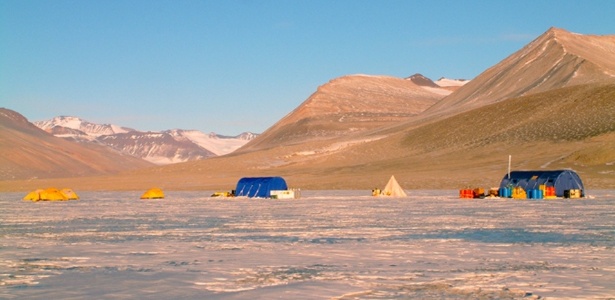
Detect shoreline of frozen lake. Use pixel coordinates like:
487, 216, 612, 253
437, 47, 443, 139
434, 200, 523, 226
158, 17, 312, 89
1, 190, 614, 299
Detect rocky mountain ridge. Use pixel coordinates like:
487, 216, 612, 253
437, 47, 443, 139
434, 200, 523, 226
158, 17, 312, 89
34, 116, 258, 164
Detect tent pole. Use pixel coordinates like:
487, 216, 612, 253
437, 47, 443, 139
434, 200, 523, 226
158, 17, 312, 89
508, 155, 511, 179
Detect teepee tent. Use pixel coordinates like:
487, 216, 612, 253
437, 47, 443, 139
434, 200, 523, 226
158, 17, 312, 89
380, 175, 407, 197
141, 188, 164, 199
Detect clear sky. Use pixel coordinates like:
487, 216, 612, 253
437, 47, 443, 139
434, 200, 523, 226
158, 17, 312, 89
1, 1, 613, 135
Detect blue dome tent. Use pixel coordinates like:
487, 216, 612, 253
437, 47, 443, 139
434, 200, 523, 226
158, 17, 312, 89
499, 170, 584, 197
235, 177, 288, 198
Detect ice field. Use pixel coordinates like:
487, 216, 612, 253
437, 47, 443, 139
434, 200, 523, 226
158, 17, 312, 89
1, 190, 614, 299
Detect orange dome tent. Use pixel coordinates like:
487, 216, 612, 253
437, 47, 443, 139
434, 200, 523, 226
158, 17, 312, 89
141, 188, 164, 199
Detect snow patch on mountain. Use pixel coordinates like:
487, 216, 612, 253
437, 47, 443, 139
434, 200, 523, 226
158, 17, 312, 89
435, 77, 470, 87
167, 130, 256, 156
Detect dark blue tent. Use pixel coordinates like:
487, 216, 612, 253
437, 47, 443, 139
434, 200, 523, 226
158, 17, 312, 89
235, 177, 288, 198
499, 170, 584, 197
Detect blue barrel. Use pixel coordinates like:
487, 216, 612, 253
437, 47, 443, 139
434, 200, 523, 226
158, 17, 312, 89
536, 189, 543, 199
528, 189, 543, 200
499, 187, 511, 198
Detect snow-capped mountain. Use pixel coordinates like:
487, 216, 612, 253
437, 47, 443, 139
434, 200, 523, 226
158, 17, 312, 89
34, 116, 135, 138
34, 116, 258, 165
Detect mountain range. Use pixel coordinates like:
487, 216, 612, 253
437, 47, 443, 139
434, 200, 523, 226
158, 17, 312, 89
1, 27, 614, 191
33, 116, 258, 165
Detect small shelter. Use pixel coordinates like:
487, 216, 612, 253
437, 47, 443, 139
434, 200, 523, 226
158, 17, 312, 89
235, 177, 288, 198
378, 175, 407, 197
499, 170, 584, 197
23, 189, 45, 201
23, 188, 69, 201
61, 188, 79, 200
141, 188, 165, 199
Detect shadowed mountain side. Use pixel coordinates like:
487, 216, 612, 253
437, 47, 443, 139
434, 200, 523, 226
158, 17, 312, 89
239, 75, 446, 151
3, 84, 613, 191
426, 27, 615, 116
0, 108, 154, 181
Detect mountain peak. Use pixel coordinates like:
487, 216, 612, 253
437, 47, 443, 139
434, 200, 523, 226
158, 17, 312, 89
406, 73, 439, 87
425, 27, 615, 115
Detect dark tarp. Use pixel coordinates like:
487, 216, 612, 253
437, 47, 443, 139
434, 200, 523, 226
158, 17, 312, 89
235, 177, 288, 198
499, 170, 584, 197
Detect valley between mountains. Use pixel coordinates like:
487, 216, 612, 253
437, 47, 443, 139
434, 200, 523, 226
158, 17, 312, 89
1, 27, 614, 191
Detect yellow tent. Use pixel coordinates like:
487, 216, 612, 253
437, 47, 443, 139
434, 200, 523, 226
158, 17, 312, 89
512, 186, 527, 199
23, 189, 44, 201
141, 188, 164, 199
39, 188, 69, 201
378, 175, 407, 197
24, 188, 79, 201
61, 188, 79, 200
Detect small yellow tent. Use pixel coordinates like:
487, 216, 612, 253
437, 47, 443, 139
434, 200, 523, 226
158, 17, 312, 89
141, 188, 164, 199
61, 188, 79, 200
40, 188, 69, 201
379, 175, 407, 197
23, 189, 44, 201
24, 188, 78, 201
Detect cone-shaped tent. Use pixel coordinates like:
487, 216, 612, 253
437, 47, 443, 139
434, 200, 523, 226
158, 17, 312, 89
141, 188, 164, 199
380, 175, 407, 197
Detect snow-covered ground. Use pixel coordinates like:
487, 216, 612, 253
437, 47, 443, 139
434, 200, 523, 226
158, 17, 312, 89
1, 190, 614, 299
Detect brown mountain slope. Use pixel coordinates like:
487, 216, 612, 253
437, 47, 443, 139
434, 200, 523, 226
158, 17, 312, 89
2, 28, 614, 191
240, 74, 448, 151
0, 108, 154, 180
3, 83, 613, 191
426, 27, 615, 116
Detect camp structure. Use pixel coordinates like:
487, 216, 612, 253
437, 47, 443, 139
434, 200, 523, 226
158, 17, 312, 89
23, 189, 45, 201
61, 188, 79, 200
235, 176, 288, 198
499, 170, 584, 198
140, 187, 165, 199
23, 187, 76, 201
375, 175, 407, 197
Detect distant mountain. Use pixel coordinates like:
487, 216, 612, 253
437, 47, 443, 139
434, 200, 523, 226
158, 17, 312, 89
0, 108, 153, 180
406, 73, 440, 87
34, 116, 258, 165
239, 74, 451, 151
35, 116, 135, 138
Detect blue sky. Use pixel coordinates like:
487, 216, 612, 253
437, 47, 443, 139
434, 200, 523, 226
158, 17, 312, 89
1, 1, 613, 135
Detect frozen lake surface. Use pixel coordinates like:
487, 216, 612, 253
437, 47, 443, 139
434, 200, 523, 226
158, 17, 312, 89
1, 190, 614, 299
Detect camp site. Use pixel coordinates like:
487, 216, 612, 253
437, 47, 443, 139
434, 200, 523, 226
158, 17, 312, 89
459, 169, 586, 200
5, 168, 612, 300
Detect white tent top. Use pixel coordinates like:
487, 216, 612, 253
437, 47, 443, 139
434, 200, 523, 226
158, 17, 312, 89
380, 175, 407, 197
